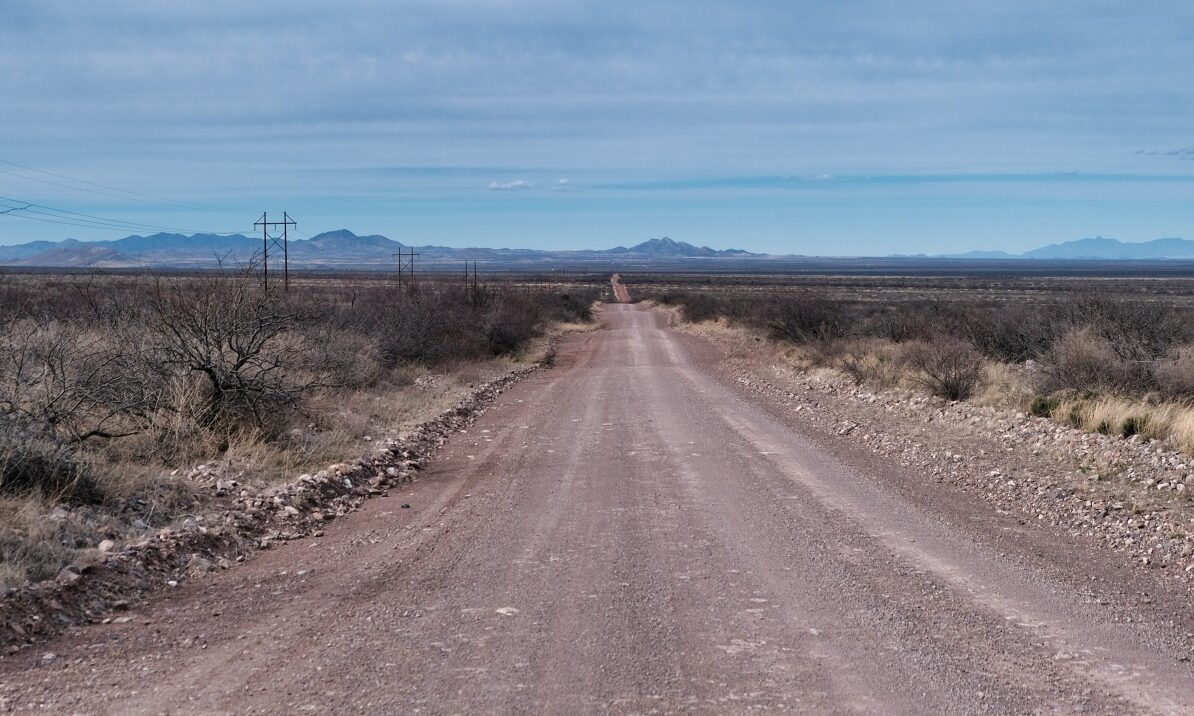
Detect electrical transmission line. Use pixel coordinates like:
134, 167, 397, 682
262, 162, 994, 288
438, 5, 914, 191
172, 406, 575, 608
0, 158, 227, 211
0, 194, 243, 235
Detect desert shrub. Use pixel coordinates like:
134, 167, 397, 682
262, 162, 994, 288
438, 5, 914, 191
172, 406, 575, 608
761, 294, 855, 355
0, 431, 99, 504
300, 327, 385, 390
0, 272, 604, 590
0, 318, 153, 443
555, 292, 593, 322
652, 291, 727, 323
357, 285, 598, 366
142, 272, 319, 433
960, 304, 1056, 363
901, 338, 985, 401
1038, 328, 1152, 394
1059, 293, 1191, 364
375, 297, 476, 365
836, 340, 872, 385
0, 526, 73, 586
1030, 395, 1059, 417
887, 301, 970, 343
483, 295, 540, 356
679, 293, 728, 323
834, 338, 903, 388
970, 362, 1036, 412
1154, 345, 1194, 398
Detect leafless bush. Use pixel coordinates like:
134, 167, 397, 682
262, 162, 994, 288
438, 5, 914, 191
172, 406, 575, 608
0, 318, 151, 443
761, 294, 855, 357
300, 326, 385, 390
868, 301, 967, 344
142, 271, 319, 434
0, 271, 601, 588
958, 304, 1056, 362
655, 291, 729, 323
1154, 344, 1194, 397
1058, 293, 1190, 363
1038, 328, 1151, 394
901, 338, 985, 401
350, 284, 597, 367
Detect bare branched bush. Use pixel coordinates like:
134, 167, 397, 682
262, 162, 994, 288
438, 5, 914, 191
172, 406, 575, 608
958, 304, 1055, 363
901, 338, 985, 401
1058, 293, 1190, 364
659, 291, 728, 323
0, 318, 151, 443
300, 326, 385, 390
1038, 328, 1152, 394
831, 339, 903, 389
142, 271, 318, 434
1154, 344, 1194, 398
351, 285, 596, 367
762, 294, 855, 358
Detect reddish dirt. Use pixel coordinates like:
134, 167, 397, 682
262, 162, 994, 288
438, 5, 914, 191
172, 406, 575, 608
611, 273, 631, 302
2, 304, 1193, 714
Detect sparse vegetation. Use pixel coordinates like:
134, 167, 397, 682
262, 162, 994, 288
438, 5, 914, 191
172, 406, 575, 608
643, 275, 1194, 454
0, 269, 599, 587
900, 338, 985, 401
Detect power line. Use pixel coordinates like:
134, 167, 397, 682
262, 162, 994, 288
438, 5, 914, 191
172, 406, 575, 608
0, 209, 235, 233
1, 197, 207, 232
0, 210, 148, 232
0, 194, 244, 235
2, 203, 179, 232
0, 159, 228, 211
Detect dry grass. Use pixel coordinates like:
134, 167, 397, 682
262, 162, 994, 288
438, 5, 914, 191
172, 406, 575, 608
0, 494, 108, 587
833, 338, 907, 390
972, 362, 1036, 413
1038, 394, 1194, 453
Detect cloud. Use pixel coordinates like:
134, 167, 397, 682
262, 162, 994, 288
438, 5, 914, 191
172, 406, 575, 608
1136, 147, 1194, 160
551, 178, 570, 192
487, 179, 533, 191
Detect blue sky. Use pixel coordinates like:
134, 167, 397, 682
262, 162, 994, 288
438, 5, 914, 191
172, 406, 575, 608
1, 0, 1193, 255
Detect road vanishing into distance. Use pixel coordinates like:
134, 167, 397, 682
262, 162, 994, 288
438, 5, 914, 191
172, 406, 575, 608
4, 304, 1194, 714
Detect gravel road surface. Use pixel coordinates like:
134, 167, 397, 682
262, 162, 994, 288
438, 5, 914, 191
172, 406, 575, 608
3, 304, 1193, 714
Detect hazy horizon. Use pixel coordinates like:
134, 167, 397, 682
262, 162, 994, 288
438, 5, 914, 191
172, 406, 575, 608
3, 2, 1193, 254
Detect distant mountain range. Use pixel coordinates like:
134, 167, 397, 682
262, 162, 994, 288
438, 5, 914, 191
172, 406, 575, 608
939, 237, 1194, 260
5, 231, 1194, 269
0, 231, 753, 269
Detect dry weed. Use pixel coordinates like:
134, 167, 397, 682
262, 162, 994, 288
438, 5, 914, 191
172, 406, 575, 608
972, 362, 1036, 412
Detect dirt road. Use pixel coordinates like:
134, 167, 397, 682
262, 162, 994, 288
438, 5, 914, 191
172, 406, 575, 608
4, 304, 1194, 714
611, 273, 631, 302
